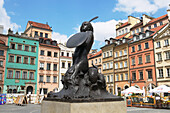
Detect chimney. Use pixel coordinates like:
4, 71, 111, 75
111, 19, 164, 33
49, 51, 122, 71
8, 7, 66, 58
0, 25, 4, 34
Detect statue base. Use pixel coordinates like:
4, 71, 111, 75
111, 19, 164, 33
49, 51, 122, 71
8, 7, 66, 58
41, 99, 126, 113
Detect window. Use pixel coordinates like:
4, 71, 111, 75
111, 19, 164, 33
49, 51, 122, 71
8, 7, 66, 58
136, 28, 139, 33
16, 56, 21, 63
47, 63, 51, 70
106, 63, 109, 69
103, 64, 106, 70
31, 46, 36, 52
121, 74, 123, 81
156, 42, 161, 48
165, 51, 170, 60
0, 73, 2, 80
107, 75, 110, 82
110, 62, 113, 68
61, 52, 64, 56
148, 70, 152, 79
53, 64, 57, 71
30, 58, 35, 65
15, 71, 20, 79
99, 58, 101, 63
157, 53, 162, 61
45, 33, 48, 38
10, 43, 15, 49
132, 57, 135, 65
40, 32, 43, 37
54, 52, 58, 57
119, 51, 122, 56
24, 45, 29, 51
138, 56, 142, 64
167, 68, 170, 77
46, 76, 50, 83
23, 71, 27, 79
124, 61, 127, 67
29, 72, 34, 79
141, 27, 144, 32
154, 23, 157, 28
62, 62, 65, 68
125, 28, 128, 33
124, 49, 127, 55
132, 46, 135, 52
40, 50, 44, 55
158, 69, 163, 78
99, 68, 101, 73
107, 52, 109, 57
145, 42, 149, 49
8, 70, 13, 78
115, 63, 118, 69
115, 52, 118, 57
53, 76, 57, 83
160, 21, 163, 25
67, 53, 69, 57
110, 51, 112, 56
132, 30, 135, 35
146, 55, 150, 63
18, 44, 22, 50
164, 39, 169, 46
148, 26, 151, 30
122, 29, 124, 34
40, 63, 44, 70
132, 72, 136, 80
120, 62, 123, 68
23, 57, 28, 64
0, 61, 3, 67
119, 31, 121, 35
116, 74, 119, 81
110, 75, 113, 82
95, 59, 97, 64
9, 55, 14, 62
125, 73, 128, 80
35, 31, 38, 36
39, 75, 43, 82
138, 45, 141, 51
139, 71, 143, 80
47, 51, 51, 56
0, 50, 4, 56
68, 63, 71, 68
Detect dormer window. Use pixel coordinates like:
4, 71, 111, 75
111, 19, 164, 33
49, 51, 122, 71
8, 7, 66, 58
45, 40, 51, 45
141, 27, 144, 32
154, 23, 157, 28
136, 28, 139, 33
119, 31, 121, 35
132, 30, 135, 35
125, 28, 128, 33
148, 26, 151, 30
122, 39, 126, 43
122, 29, 124, 34
160, 21, 163, 26
145, 30, 154, 37
105, 40, 110, 45
133, 36, 136, 41
45, 33, 48, 38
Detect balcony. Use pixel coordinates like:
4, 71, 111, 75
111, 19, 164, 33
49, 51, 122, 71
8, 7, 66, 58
114, 55, 127, 62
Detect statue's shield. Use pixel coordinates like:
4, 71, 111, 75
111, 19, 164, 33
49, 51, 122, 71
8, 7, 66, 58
66, 32, 88, 48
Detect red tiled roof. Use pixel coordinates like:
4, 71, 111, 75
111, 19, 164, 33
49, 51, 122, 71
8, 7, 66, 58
89, 50, 102, 59
0, 40, 5, 45
146, 14, 168, 25
28, 21, 52, 30
115, 33, 128, 39
150, 24, 167, 36
131, 22, 143, 30
117, 22, 129, 29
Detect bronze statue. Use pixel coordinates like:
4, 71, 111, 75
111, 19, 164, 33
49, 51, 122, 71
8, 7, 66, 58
47, 17, 122, 101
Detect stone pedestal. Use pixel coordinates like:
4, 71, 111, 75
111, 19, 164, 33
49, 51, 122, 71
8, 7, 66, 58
41, 100, 127, 113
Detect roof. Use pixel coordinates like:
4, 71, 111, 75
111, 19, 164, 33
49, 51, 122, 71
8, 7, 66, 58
89, 50, 102, 59
150, 24, 167, 36
28, 21, 52, 30
117, 22, 130, 30
0, 40, 5, 45
131, 22, 143, 30
115, 33, 128, 39
146, 14, 168, 25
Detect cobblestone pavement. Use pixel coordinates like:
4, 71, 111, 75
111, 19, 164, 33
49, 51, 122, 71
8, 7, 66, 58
0, 104, 170, 113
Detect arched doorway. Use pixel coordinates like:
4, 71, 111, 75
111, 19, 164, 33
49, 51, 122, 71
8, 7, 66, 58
26, 86, 33, 94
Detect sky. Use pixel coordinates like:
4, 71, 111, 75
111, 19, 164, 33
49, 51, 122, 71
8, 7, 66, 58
0, 0, 170, 50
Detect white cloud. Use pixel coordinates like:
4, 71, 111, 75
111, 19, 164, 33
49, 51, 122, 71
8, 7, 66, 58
0, 0, 21, 33
52, 32, 68, 44
74, 19, 127, 42
113, 0, 170, 14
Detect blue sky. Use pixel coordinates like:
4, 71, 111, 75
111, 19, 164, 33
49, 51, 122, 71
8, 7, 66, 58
0, 0, 169, 50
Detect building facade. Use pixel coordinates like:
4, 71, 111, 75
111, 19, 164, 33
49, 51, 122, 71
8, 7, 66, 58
113, 38, 130, 94
153, 23, 170, 86
0, 34, 8, 93
24, 21, 52, 38
3, 31, 39, 94
58, 43, 74, 90
88, 50, 102, 74
37, 38, 60, 95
